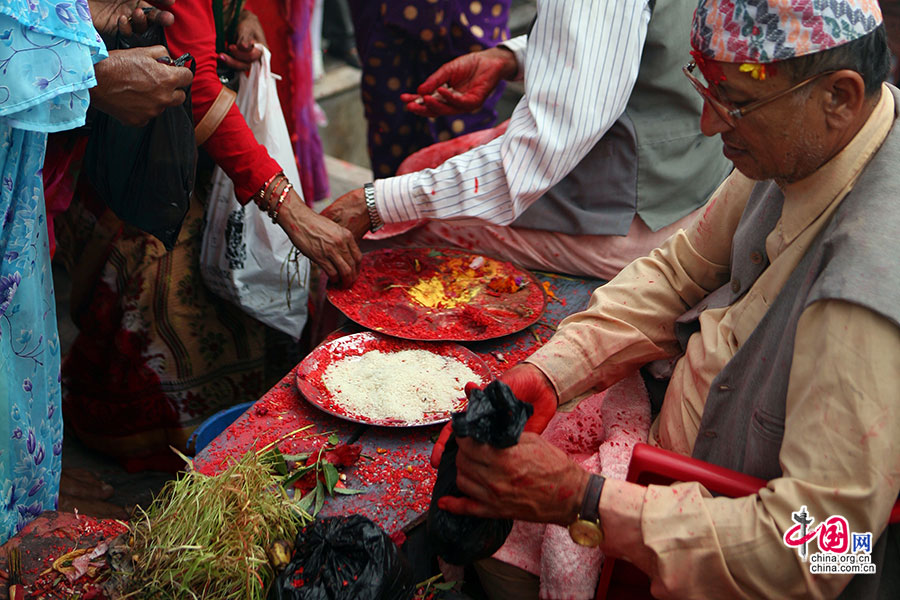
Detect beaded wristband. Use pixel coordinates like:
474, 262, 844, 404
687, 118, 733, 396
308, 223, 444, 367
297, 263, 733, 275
270, 182, 293, 224
256, 172, 284, 209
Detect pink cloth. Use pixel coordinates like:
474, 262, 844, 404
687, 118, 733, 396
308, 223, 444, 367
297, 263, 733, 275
491, 373, 651, 599
362, 208, 700, 281
290, 0, 329, 203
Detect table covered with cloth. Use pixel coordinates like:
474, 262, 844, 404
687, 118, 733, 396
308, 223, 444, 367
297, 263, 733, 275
193, 269, 651, 600
193, 271, 604, 533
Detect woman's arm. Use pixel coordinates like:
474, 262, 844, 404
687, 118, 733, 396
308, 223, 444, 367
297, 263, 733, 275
162, 0, 361, 284
164, 0, 279, 201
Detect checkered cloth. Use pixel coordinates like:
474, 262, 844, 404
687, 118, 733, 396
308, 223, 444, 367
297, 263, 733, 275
691, 0, 884, 63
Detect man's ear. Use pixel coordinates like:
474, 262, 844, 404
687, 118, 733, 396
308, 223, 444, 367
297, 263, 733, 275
821, 69, 868, 130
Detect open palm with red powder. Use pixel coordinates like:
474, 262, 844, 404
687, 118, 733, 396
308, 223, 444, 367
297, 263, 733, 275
401, 46, 518, 118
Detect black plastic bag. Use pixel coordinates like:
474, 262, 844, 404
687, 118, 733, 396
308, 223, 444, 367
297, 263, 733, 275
271, 515, 415, 600
426, 381, 533, 565
83, 25, 197, 250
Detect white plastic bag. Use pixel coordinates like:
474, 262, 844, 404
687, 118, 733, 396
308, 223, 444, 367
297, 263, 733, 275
200, 45, 309, 339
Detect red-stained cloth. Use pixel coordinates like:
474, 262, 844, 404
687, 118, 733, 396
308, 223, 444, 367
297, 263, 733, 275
165, 0, 281, 203
490, 373, 651, 599
0, 511, 128, 600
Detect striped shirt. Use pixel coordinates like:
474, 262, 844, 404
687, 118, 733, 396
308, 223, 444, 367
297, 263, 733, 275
374, 0, 652, 225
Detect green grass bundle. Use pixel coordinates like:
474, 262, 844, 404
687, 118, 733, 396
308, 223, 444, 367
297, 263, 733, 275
125, 450, 305, 599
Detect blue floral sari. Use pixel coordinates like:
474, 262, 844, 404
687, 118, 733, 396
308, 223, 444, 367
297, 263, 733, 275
0, 0, 104, 543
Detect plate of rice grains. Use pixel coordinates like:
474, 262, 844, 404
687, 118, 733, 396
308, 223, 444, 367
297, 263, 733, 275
295, 332, 492, 426
327, 247, 546, 341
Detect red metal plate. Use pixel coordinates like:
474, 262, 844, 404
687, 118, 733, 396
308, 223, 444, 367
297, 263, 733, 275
295, 332, 492, 427
327, 248, 546, 341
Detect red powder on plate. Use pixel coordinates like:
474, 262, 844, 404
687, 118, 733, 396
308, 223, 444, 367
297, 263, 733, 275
327, 248, 546, 341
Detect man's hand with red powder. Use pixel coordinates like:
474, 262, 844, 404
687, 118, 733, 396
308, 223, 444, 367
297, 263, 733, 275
500, 363, 559, 434
439, 432, 590, 526
429, 363, 559, 468
401, 46, 518, 118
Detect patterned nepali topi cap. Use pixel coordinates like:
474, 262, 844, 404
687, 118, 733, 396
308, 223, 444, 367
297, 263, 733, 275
691, 0, 884, 65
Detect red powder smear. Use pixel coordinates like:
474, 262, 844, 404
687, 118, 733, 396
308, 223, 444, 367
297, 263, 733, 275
321, 441, 438, 534
327, 248, 546, 341
192, 368, 443, 540
193, 375, 358, 476
16, 514, 128, 599
477, 326, 554, 378
474, 177, 479, 193
690, 49, 725, 84
696, 194, 719, 240
460, 304, 499, 329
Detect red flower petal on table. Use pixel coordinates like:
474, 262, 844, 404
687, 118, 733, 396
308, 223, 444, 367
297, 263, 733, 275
292, 471, 321, 493
328, 444, 361, 467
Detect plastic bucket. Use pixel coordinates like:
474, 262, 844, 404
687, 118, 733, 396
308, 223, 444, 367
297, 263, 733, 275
188, 401, 255, 454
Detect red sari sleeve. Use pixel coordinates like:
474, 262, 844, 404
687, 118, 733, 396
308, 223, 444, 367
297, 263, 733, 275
165, 0, 281, 203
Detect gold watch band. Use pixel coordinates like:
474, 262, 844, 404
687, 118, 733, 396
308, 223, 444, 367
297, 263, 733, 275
568, 474, 605, 547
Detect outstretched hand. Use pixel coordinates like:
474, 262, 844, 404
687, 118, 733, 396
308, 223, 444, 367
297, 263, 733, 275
401, 46, 518, 118
429, 364, 559, 468
277, 189, 362, 288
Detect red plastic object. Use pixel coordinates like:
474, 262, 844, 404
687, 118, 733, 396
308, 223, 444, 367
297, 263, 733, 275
595, 443, 900, 599
595, 443, 763, 600
625, 443, 766, 496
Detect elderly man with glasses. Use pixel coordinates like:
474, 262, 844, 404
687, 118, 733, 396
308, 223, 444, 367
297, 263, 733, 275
435, 1, 900, 598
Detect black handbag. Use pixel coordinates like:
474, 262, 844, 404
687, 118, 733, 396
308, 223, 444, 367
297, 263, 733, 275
83, 25, 197, 250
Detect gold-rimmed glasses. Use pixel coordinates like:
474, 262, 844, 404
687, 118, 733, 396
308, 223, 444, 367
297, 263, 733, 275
683, 62, 836, 128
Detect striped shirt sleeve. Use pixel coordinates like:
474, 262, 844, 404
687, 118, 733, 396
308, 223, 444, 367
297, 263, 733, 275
374, 0, 651, 226
500, 34, 528, 82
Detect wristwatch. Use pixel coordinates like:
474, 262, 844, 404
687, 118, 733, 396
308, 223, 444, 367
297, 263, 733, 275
363, 182, 384, 232
568, 474, 605, 547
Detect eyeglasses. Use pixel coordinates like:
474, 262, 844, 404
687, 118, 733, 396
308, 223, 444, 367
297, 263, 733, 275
682, 62, 836, 128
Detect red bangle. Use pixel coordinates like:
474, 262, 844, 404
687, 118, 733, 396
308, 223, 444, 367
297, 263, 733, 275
256, 172, 284, 208
269, 182, 293, 223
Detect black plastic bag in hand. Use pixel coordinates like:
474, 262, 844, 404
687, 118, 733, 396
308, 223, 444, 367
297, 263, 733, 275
84, 26, 196, 250
426, 381, 534, 565
271, 515, 415, 600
